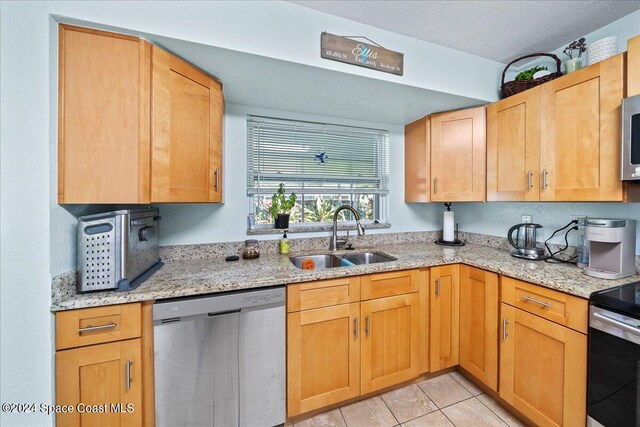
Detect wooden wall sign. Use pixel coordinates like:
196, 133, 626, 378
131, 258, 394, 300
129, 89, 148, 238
321, 32, 404, 76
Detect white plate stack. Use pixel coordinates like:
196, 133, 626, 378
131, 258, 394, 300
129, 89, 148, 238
587, 36, 618, 65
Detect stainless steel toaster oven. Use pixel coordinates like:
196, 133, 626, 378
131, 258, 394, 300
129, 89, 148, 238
77, 208, 162, 292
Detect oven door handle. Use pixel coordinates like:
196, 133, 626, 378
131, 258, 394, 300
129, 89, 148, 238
593, 312, 640, 337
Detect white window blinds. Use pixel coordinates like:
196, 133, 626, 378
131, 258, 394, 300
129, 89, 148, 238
247, 116, 389, 196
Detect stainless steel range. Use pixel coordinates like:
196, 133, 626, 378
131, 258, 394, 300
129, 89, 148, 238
588, 282, 640, 426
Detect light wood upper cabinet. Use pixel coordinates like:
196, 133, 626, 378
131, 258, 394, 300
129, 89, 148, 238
459, 266, 498, 391
287, 303, 360, 417
58, 25, 224, 204
151, 46, 223, 203
405, 116, 431, 202
58, 25, 151, 204
499, 303, 587, 427
431, 107, 486, 202
429, 264, 460, 371
487, 88, 541, 201
628, 35, 640, 97
361, 293, 420, 394
56, 339, 143, 427
540, 54, 625, 201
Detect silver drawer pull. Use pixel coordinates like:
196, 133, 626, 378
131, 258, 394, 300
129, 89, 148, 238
125, 360, 133, 391
365, 316, 370, 337
527, 170, 533, 191
521, 296, 551, 309
354, 317, 359, 339
78, 322, 117, 333
435, 278, 441, 297
502, 318, 508, 341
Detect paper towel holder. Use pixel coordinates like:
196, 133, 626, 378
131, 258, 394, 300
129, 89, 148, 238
435, 202, 465, 246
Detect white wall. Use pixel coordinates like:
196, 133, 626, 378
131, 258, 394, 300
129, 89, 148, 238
159, 103, 443, 246
456, 202, 640, 254
508, 9, 640, 76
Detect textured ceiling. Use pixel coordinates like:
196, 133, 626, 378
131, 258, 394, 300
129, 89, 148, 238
290, 0, 640, 63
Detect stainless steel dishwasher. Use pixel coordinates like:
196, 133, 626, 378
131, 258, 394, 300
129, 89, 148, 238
153, 286, 285, 427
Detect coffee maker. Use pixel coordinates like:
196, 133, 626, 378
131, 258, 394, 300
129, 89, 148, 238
507, 223, 547, 261
584, 219, 637, 279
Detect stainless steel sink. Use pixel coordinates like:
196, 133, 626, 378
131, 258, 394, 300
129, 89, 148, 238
289, 254, 343, 269
340, 252, 397, 265
289, 252, 396, 269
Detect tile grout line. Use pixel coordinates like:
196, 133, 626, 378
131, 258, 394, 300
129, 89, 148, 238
448, 371, 481, 396
378, 394, 402, 426
337, 406, 349, 427
475, 396, 512, 427
396, 409, 447, 426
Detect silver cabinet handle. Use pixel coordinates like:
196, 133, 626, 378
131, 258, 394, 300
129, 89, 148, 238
521, 295, 551, 309
78, 322, 117, 333
527, 170, 533, 191
542, 169, 548, 189
433, 177, 438, 194
125, 360, 133, 391
435, 278, 441, 297
365, 316, 370, 337
502, 318, 509, 341
213, 168, 220, 190
354, 317, 359, 339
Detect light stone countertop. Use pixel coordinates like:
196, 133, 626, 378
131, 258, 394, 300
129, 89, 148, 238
51, 241, 640, 311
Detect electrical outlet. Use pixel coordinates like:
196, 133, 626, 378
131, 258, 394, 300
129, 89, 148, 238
521, 214, 532, 223
570, 215, 586, 222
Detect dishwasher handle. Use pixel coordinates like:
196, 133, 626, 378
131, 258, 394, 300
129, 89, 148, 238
208, 309, 241, 318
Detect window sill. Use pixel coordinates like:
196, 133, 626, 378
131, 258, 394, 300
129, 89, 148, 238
247, 222, 391, 235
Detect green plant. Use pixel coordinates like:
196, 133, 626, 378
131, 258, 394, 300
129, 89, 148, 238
514, 65, 548, 81
268, 183, 297, 219
563, 38, 587, 59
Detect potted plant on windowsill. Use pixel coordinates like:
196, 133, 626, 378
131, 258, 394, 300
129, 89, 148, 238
269, 183, 297, 229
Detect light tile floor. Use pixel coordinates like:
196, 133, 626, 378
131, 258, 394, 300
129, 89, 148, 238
293, 372, 525, 427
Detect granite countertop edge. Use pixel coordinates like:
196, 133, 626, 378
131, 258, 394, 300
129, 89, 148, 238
51, 242, 640, 311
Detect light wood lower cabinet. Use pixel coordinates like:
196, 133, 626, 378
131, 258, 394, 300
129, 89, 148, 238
429, 264, 460, 371
499, 303, 587, 427
56, 339, 143, 427
287, 271, 423, 418
361, 293, 420, 394
287, 303, 361, 416
459, 265, 498, 391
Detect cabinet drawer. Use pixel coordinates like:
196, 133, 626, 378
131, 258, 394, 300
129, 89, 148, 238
56, 303, 142, 350
287, 277, 360, 312
361, 269, 419, 300
501, 277, 588, 333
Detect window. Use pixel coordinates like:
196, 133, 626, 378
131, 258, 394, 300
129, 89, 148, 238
247, 116, 389, 226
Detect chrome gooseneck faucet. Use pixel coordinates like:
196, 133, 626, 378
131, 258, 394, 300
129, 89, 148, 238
329, 205, 365, 250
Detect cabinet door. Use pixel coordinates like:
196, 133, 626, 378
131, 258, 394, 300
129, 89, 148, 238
56, 339, 143, 427
429, 264, 460, 371
629, 36, 640, 97
58, 25, 151, 204
500, 304, 587, 427
151, 46, 223, 203
540, 54, 624, 201
487, 88, 540, 201
287, 304, 360, 417
431, 107, 486, 201
459, 266, 498, 391
361, 293, 420, 394
405, 116, 430, 202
